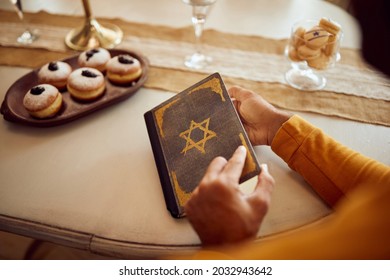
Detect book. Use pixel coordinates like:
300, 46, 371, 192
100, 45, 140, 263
144, 73, 260, 218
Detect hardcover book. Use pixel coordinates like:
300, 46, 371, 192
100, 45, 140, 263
144, 73, 260, 218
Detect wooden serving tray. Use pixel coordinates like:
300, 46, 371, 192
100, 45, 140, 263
0, 49, 149, 127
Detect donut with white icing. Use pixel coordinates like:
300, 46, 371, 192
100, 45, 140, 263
78, 48, 111, 72
23, 84, 63, 119
67, 67, 106, 101
106, 54, 142, 85
37, 61, 72, 90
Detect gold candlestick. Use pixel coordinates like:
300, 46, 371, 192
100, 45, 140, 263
65, 0, 123, 51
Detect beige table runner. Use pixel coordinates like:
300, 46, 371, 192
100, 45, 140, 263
1, 10, 389, 126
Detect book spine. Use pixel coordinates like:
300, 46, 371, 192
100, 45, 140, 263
144, 111, 181, 218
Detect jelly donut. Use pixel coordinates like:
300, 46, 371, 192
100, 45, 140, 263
106, 54, 142, 85
23, 84, 63, 119
78, 48, 111, 72
37, 61, 72, 90
67, 67, 106, 101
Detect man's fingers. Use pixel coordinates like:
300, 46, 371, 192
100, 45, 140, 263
228, 86, 255, 101
247, 164, 275, 213
222, 145, 247, 182
201, 156, 228, 184
228, 85, 240, 98
255, 164, 275, 195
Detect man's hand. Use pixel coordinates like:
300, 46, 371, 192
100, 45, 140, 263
184, 146, 275, 246
229, 86, 292, 146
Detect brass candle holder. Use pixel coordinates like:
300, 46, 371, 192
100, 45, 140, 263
65, 0, 123, 51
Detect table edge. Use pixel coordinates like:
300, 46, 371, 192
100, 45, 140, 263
0, 214, 199, 259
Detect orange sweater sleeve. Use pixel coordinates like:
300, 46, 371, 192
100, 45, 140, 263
188, 115, 390, 259
271, 115, 389, 207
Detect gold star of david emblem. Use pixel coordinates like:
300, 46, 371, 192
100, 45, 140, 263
179, 118, 217, 155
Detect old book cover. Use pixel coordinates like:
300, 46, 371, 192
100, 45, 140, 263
144, 73, 260, 218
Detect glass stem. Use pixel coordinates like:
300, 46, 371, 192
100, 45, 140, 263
12, 0, 23, 20
191, 6, 208, 55
11, 0, 26, 28
10, 0, 38, 43
192, 17, 205, 54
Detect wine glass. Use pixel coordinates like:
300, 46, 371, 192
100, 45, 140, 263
65, 0, 123, 51
182, 0, 217, 69
9, 0, 38, 44
285, 19, 343, 91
